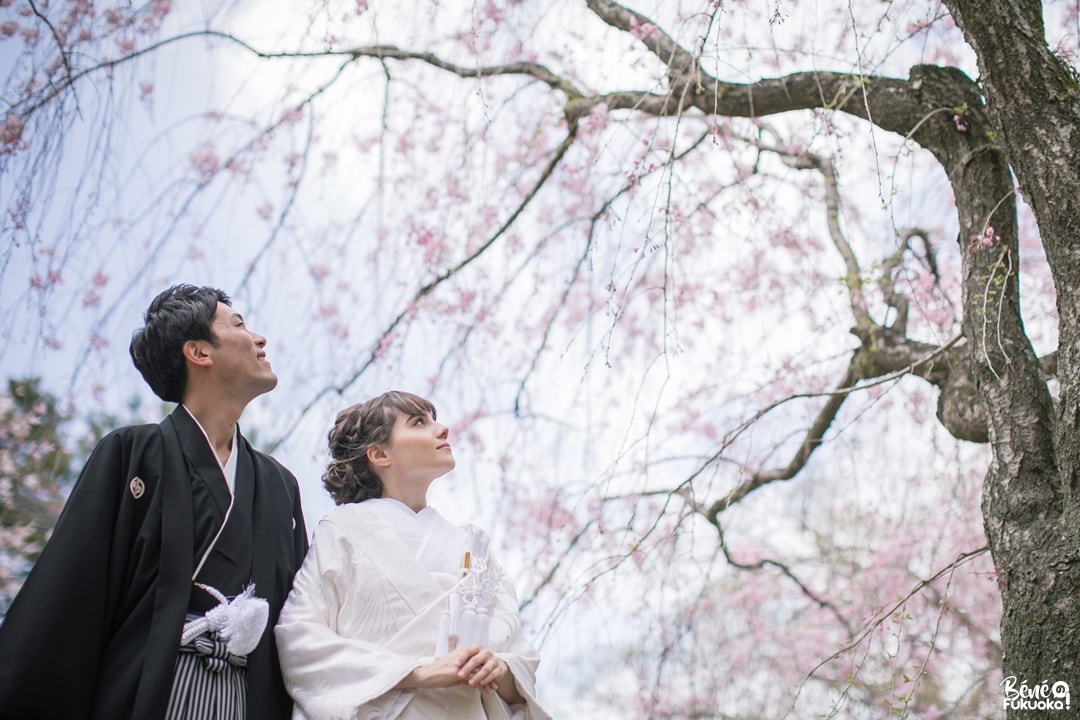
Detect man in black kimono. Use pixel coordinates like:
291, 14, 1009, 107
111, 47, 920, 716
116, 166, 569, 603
0, 284, 308, 720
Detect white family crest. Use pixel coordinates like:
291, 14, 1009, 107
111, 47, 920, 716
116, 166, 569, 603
128, 475, 145, 499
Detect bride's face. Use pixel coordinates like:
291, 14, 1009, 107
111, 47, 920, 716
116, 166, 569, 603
382, 409, 456, 482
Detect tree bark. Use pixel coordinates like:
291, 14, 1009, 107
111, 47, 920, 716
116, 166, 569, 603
940, 0, 1080, 712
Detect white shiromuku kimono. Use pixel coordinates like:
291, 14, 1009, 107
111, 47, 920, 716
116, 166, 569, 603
275, 499, 551, 720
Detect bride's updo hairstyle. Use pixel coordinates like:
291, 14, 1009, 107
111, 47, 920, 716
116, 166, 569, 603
323, 390, 438, 505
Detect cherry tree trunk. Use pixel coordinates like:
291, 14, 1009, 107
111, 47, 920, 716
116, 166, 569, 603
942, 0, 1080, 714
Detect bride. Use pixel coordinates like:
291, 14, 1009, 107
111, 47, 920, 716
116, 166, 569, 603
275, 391, 550, 720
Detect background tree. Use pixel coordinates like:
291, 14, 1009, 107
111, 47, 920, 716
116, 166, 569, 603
0, 377, 143, 614
0, 378, 71, 613
1, 0, 1076, 716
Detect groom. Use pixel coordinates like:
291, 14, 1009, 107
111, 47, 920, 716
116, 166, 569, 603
0, 284, 308, 720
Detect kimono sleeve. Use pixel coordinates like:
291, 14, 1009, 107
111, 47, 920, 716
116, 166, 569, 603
485, 551, 552, 720
0, 429, 142, 719
274, 518, 421, 720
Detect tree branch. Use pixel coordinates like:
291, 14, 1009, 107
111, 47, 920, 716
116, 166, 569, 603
787, 547, 989, 713
786, 151, 872, 330
268, 125, 580, 452
585, 0, 704, 91
707, 364, 858, 519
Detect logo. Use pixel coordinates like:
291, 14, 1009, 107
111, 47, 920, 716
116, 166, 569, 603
129, 475, 145, 499
1001, 676, 1070, 712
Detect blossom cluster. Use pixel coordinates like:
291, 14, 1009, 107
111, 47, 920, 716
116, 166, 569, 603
0, 380, 72, 614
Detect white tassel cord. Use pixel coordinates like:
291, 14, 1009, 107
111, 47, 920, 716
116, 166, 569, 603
181, 583, 269, 657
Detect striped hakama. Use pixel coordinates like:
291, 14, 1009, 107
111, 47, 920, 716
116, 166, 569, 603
165, 615, 248, 720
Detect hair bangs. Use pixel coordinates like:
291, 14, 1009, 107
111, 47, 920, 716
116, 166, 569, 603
381, 390, 437, 422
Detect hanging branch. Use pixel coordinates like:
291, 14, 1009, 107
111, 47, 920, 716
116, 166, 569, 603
268, 124, 581, 452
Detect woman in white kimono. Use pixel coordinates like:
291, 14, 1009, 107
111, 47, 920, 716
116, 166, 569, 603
276, 391, 551, 720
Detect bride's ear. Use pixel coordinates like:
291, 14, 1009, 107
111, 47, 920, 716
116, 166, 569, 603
367, 444, 391, 469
